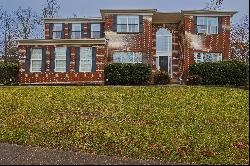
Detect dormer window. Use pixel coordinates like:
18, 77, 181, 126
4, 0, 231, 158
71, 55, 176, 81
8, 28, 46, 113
197, 17, 218, 34
53, 24, 63, 39
117, 16, 139, 32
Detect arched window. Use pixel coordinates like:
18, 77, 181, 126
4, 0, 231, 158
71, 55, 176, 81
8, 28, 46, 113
156, 28, 172, 53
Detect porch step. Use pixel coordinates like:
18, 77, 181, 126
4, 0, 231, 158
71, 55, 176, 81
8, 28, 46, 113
170, 79, 181, 84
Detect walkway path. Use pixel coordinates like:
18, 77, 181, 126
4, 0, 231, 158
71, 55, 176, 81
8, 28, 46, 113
0, 143, 169, 165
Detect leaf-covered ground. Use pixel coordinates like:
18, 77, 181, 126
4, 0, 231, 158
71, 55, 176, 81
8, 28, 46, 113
0, 86, 248, 164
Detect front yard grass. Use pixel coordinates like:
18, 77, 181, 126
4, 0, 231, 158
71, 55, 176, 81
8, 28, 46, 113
0, 86, 248, 164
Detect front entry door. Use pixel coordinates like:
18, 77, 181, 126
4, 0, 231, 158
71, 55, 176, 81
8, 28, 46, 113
159, 56, 168, 72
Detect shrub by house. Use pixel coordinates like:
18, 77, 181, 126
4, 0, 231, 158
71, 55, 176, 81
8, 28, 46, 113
104, 63, 151, 85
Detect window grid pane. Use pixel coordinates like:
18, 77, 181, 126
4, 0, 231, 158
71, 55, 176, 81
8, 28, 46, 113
31, 48, 42, 72
197, 17, 218, 34
55, 48, 66, 72
53, 32, 62, 39
71, 32, 81, 39
72, 24, 81, 31
91, 31, 101, 38
194, 52, 222, 63
117, 16, 139, 32
113, 52, 142, 64
80, 47, 92, 72
91, 24, 100, 38
31, 49, 42, 59
53, 24, 62, 31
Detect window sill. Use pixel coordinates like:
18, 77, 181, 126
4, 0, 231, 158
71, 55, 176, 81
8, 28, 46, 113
116, 32, 141, 34
54, 71, 67, 73
30, 71, 42, 73
196, 33, 219, 35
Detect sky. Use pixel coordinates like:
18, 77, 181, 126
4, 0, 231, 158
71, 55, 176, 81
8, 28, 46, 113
0, 0, 249, 22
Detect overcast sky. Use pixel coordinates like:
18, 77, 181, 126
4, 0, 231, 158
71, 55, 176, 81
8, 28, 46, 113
0, 0, 249, 22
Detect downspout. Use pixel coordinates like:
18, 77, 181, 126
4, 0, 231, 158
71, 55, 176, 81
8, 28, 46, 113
178, 39, 185, 84
105, 38, 109, 63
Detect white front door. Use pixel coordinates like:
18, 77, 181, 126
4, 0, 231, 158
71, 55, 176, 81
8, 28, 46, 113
156, 28, 172, 78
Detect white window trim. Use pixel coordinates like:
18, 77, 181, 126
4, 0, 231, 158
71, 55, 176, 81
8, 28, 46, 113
91, 24, 101, 38
55, 48, 66, 72
194, 52, 223, 63
71, 24, 82, 39
79, 47, 92, 72
30, 48, 42, 73
156, 28, 173, 78
117, 16, 139, 33
53, 24, 63, 39
156, 32, 172, 53
113, 52, 142, 64
197, 17, 219, 35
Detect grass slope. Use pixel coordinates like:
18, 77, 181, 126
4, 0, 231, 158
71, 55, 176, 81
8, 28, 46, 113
0, 86, 248, 164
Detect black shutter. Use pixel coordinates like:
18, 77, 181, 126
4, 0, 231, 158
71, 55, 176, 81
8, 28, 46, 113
100, 22, 105, 38
139, 15, 143, 32
66, 47, 71, 72
41, 47, 46, 72
49, 23, 54, 39
113, 15, 117, 32
87, 23, 91, 38
75, 47, 80, 72
25, 47, 31, 73
68, 23, 72, 39
50, 47, 55, 72
194, 16, 198, 34
218, 16, 223, 33
81, 23, 84, 39
91, 47, 96, 72
61, 23, 65, 39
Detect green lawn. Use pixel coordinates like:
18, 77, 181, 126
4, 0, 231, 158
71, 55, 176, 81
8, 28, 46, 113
0, 86, 248, 164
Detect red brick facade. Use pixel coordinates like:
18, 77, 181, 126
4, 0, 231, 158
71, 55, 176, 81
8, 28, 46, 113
18, 45, 106, 85
181, 15, 232, 78
18, 9, 236, 85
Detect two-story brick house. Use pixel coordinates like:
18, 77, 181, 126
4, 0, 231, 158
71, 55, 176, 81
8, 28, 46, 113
17, 9, 237, 85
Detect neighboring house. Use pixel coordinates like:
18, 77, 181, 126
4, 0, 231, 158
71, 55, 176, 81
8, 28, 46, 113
17, 9, 237, 85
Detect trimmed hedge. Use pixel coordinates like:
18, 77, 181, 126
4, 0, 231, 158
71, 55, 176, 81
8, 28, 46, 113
188, 60, 249, 86
104, 63, 151, 85
0, 63, 19, 85
153, 71, 171, 85
186, 75, 202, 85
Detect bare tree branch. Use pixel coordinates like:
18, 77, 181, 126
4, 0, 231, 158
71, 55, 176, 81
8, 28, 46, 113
231, 15, 249, 62
204, 0, 224, 10
42, 0, 60, 18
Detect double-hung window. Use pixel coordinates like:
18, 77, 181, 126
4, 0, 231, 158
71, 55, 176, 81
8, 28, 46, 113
80, 47, 92, 72
71, 24, 81, 39
113, 52, 142, 63
91, 24, 101, 38
197, 17, 218, 34
30, 48, 42, 72
55, 47, 66, 72
53, 24, 63, 39
194, 52, 222, 63
117, 16, 139, 32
